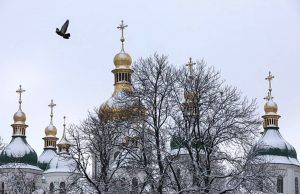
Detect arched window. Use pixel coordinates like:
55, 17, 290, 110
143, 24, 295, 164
296, 177, 299, 194
132, 177, 138, 194
60, 182, 66, 194
49, 182, 54, 194
277, 176, 283, 193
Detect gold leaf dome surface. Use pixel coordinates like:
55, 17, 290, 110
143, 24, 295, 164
13, 110, 26, 124
264, 100, 278, 113
45, 124, 57, 136
113, 51, 132, 67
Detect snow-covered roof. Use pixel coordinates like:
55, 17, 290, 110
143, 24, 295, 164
38, 149, 57, 170
255, 127, 299, 166
44, 154, 78, 174
0, 136, 38, 166
258, 155, 300, 166
0, 162, 42, 171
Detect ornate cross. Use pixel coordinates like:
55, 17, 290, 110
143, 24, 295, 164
186, 57, 196, 76
265, 71, 274, 91
117, 20, 128, 50
16, 85, 26, 109
48, 99, 56, 124
265, 71, 274, 99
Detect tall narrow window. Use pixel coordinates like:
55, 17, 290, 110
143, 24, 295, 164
277, 176, 283, 193
49, 182, 54, 194
60, 182, 66, 194
296, 177, 299, 194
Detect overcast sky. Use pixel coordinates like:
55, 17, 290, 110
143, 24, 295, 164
0, 0, 300, 156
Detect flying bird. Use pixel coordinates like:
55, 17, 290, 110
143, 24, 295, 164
56, 20, 70, 39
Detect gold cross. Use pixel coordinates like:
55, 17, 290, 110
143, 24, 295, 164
48, 99, 56, 124
16, 85, 26, 110
117, 20, 128, 51
186, 57, 196, 76
265, 71, 274, 91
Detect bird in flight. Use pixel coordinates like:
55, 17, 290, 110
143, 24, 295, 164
56, 20, 70, 39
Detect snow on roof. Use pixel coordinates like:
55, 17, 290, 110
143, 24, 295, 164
258, 155, 300, 166
0, 163, 42, 171
257, 129, 294, 151
44, 154, 78, 174
38, 149, 57, 165
1, 137, 36, 158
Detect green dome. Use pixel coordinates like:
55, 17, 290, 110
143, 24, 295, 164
0, 137, 38, 166
256, 127, 297, 159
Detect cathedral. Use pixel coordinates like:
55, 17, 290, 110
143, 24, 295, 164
0, 21, 299, 194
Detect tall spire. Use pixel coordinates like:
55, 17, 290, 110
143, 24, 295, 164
117, 20, 128, 52
48, 99, 56, 125
16, 85, 26, 110
57, 116, 71, 154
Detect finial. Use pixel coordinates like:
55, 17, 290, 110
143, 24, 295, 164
48, 99, 56, 124
16, 85, 26, 110
265, 71, 275, 101
186, 57, 196, 77
117, 20, 128, 52
63, 116, 66, 130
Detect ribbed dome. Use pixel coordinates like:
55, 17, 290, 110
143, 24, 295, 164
264, 100, 278, 114
113, 51, 132, 67
45, 124, 57, 136
13, 109, 26, 124
0, 137, 38, 166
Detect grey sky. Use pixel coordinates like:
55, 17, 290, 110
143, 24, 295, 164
0, 0, 300, 156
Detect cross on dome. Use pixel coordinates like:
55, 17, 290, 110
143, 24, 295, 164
16, 85, 26, 110
117, 20, 128, 51
186, 57, 196, 77
48, 99, 56, 124
265, 71, 274, 100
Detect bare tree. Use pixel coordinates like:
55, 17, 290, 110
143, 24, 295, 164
170, 59, 278, 193
129, 53, 178, 194
67, 109, 130, 194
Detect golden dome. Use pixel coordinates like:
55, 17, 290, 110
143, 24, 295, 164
45, 124, 57, 136
113, 51, 132, 67
264, 100, 278, 113
13, 110, 26, 124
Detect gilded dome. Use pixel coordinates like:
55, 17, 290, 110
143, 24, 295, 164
114, 51, 132, 67
264, 100, 278, 113
45, 124, 57, 136
13, 109, 26, 124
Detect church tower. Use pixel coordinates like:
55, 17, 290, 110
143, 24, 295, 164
99, 20, 134, 120
38, 99, 59, 170
256, 72, 300, 193
0, 85, 39, 167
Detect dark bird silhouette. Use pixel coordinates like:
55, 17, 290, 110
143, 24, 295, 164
56, 20, 70, 39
